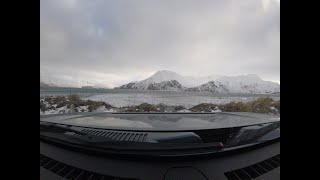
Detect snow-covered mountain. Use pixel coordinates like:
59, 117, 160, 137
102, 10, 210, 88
117, 70, 221, 89
117, 80, 184, 91
116, 70, 280, 94
214, 75, 280, 94
135, 70, 219, 88
187, 75, 279, 93
40, 81, 56, 88
186, 81, 229, 93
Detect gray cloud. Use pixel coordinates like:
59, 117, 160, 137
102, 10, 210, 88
41, 0, 280, 87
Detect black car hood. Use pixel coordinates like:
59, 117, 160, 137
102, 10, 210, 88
40, 112, 280, 159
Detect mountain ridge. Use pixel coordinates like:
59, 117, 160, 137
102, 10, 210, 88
116, 70, 280, 94
116, 79, 184, 91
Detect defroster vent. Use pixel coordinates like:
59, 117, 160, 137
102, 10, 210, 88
80, 129, 148, 142
40, 154, 138, 180
224, 154, 280, 180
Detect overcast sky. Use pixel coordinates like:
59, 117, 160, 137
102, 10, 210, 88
41, 0, 280, 88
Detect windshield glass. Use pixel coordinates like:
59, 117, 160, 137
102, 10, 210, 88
40, 0, 280, 118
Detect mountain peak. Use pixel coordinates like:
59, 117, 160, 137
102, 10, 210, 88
245, 74, 261, 80
146, 70, 182, 83
153, 70, 179, 76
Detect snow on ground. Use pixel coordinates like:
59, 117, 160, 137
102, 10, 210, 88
40, 105, 114, 115
177, 109, 191, 113
40, 105, 70, 115
211, 107, 222, 113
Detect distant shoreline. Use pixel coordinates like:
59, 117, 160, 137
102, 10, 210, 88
40, 95, 280, 116
40, 87, 280, 96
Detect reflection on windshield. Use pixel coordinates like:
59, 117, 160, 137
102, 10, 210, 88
62, 116, 154, 129
225, 122, 280, 147
41, 113, 279, 131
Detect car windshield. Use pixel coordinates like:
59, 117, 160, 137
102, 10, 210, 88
40, 0, 280, 117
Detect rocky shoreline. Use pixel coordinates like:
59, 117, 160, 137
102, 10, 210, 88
40, 95, 280, 115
